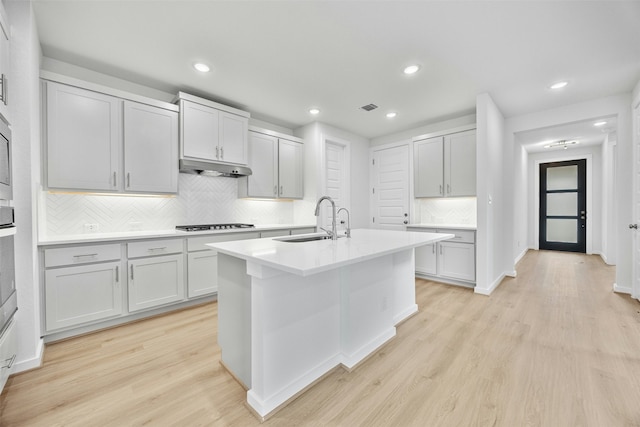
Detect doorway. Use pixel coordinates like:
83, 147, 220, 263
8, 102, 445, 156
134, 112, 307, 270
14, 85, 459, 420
539, 159, 587, 253
370, 144, 411, 230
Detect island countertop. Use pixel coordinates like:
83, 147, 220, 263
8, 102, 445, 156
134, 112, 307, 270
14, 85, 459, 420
208, 228, 453, 277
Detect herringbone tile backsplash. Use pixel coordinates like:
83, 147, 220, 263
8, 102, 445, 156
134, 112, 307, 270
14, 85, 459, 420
416, 197, 477, 225
43, 174, 299, 236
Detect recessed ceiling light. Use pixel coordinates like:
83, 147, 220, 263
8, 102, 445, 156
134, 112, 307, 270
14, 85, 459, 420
309, 108, 320, 115
386, 112, 397, 119
593, 121, 607, 127
549, 81, 568, 90
193, 63, 210, 73
403, 65, 420, 75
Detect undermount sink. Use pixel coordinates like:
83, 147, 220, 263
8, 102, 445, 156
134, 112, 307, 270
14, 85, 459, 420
274, 233, 332, 243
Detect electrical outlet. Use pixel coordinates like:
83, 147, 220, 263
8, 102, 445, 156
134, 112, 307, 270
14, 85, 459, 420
83, 223, 100, 233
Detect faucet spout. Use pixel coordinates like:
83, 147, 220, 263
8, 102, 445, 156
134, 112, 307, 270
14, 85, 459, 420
337, 207, 351, 238
314, 196, 338, 240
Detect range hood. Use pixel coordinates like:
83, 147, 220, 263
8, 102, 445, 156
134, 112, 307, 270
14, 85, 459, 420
179, 159, 252, 178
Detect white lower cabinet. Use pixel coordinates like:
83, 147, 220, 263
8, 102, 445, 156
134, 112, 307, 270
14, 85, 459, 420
0, 319, 18, 394
45, 261, 123, 331
410, 227, 476, 286
128, 252, 185, 312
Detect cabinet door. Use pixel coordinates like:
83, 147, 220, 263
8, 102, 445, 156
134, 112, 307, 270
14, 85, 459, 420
278, 139, 303, 199
415, 243, 437, 275
128, 254, 185, 312
246, 132, 277, 198
0, 9, 9, 123
414, 137, 444, 198
0, 319, 16, 393
124, 101, 178, 194
187, 251, 217, 298
445, 130, 476, 197
45, 261, 123, 331
46, 82, 122, 191
181, 100, 219, 161
219, 111, 248, 164
437, 241, 475, 282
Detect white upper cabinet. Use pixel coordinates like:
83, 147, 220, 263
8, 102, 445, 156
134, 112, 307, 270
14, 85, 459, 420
177, 92, 249, 165
123, 101, 178, 194
0, 4, 10, 123
414, 136, 444, 198
46, 82, 122, 191
445, 130, 476, 197
246, 132, 278, 198
240, 128, 303, 199
44, 79, 179, 194
278, 138, 303, 199
414, 129, 476, 198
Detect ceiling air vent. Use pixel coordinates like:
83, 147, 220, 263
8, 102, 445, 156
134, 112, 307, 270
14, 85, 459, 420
360, 103, 378, 112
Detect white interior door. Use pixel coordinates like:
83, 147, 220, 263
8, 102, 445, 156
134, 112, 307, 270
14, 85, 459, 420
323, 141, 348, 230
632, 101, 640, 300
371, 144, 410, 230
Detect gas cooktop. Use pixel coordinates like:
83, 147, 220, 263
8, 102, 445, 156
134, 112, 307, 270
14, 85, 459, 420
176, 223, 255, 232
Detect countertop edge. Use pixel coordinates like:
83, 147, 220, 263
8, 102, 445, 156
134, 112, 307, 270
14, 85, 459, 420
38, 224, 317, 246
407, 224, 477, 231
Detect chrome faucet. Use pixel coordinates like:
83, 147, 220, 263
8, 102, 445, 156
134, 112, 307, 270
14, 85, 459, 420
314, 196, 338, 240
337, 207, 351, 238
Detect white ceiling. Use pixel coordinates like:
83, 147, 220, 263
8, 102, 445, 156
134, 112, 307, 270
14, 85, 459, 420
32, 1, 640, 140
515, 116, 617, 153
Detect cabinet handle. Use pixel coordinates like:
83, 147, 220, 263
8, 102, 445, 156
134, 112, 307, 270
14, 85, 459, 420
115, 266, 119, 282
440, 245, 442, 255
1, 355, 16, 369
127, 173, 131, 188
73, 253, 98, 259
432, 245, 435, 254
0, 74, 7, 106
280, 185, 283, 195
220, 147, 224, 159
274, 185, 277, 195
447, 184, 451, 194
216, 146, 219, 159
130, 265, 134, 281
439, 184, 443, 195
147, 247, 167, 252
113, 172, 117, 187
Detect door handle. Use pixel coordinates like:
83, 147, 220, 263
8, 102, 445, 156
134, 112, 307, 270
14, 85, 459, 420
630, 224, 638, 229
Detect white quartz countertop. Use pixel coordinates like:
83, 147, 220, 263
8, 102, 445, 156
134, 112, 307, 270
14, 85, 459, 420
407, 224, 477, 231
38, 224, 316, 246
209, 228, 454, 277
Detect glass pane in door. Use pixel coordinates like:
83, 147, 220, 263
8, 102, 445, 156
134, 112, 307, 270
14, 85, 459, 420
547, 193, 577, 216
547, 165, 578, 190
547, 218, 578, 243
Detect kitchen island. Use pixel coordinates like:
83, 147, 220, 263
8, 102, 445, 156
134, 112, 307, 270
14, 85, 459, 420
208, 228, 453, 419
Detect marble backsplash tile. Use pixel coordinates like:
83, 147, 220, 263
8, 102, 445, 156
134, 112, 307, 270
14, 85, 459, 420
42, 174, 297, 236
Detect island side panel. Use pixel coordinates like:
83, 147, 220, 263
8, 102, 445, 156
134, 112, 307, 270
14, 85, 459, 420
218, 253, 252, 388
246, 262, 343, 418
392, 248, 419, 325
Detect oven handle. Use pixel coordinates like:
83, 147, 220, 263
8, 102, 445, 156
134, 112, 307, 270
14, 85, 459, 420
0, 226, 16, 238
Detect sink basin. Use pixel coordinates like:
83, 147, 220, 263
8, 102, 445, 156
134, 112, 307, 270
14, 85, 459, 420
274, 233, 332, 243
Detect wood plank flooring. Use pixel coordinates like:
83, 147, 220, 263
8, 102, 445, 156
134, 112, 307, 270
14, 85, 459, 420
2, 250, 639, 426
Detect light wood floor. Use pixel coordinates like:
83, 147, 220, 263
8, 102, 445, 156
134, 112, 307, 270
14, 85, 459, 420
2, 250, 639, 426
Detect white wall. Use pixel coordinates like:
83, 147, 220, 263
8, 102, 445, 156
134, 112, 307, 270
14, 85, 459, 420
475, 93, 509, 295
505, 94, 632, 291
512, 142, 528, 264
6, 0, 44, 372
526, 146, 603, 255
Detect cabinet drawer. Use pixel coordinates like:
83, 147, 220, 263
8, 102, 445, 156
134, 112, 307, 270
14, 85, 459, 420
0, 319, 17, 393
437, 229, 475, 244
45, 244, 121, 268
187, 232, 260, 252
128, 239, 183, 258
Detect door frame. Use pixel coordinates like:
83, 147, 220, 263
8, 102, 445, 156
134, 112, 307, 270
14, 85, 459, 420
369, 139, 415, 228
533, 154, 592, 254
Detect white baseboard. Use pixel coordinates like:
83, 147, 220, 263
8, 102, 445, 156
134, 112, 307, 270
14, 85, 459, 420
514, 248, 528, 265
14, 338, 44, 373
474, 272, 507, 296
613, 283, 632, 295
